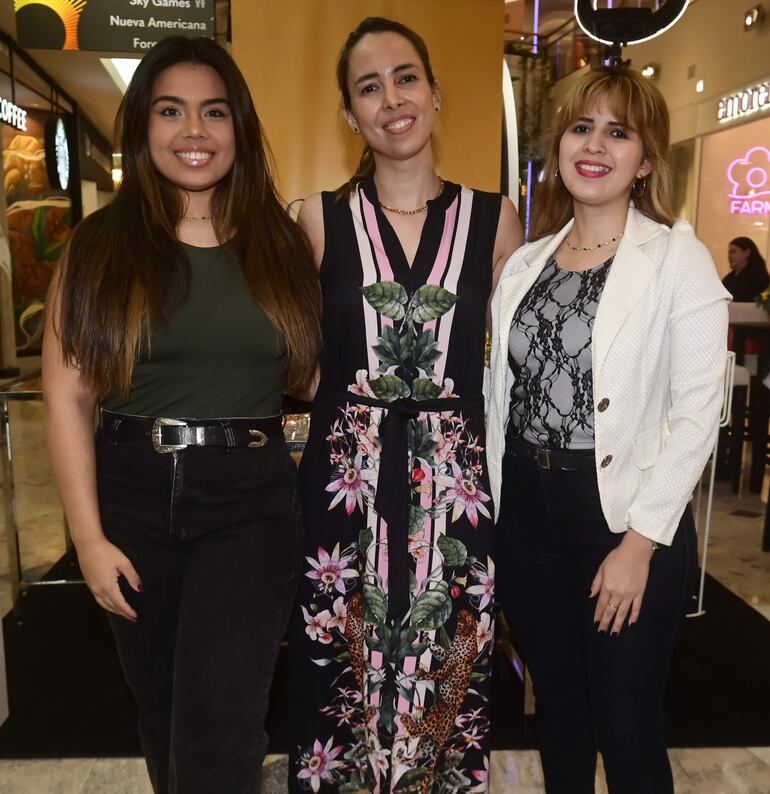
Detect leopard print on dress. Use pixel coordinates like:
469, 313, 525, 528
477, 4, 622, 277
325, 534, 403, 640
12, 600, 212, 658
401, 610, 479, 793
344, 592, 368, 695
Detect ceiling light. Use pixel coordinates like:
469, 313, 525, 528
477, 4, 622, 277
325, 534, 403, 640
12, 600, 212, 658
744, 5, 764, 29
696, 79, 705, 93
100, 57, 142, 94
641, 63, 660, 79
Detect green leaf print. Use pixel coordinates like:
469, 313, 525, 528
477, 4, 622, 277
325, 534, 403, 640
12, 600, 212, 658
369, 375, 410, 402
408, 284, 458, 324
408, 505, 427, 536
407, 420, 437, 459
358, 527, 373, 559
410, 581, 452, 630
361, 282, 409, 321
413, 331, 442, 374
437, 535, 468, 567
372, 325, 402, 372
411, 378, 443, 401
363, 582, 388, 623
394, 768, 429, 791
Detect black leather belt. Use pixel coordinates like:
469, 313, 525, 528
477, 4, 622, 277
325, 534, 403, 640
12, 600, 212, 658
506, 436, 595, 471
99, 410, 283, 453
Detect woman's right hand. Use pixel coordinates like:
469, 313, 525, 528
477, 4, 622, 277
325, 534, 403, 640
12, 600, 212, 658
77, 538, 142, 622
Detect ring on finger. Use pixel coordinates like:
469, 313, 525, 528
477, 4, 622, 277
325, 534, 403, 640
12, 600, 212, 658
607, 601, 619, 610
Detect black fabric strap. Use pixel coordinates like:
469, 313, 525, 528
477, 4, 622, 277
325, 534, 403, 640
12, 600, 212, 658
322, 387, 483, 622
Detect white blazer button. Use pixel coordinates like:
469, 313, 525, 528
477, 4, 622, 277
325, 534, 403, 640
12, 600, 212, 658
597, 398, 610, 412
600, 455, 613, 467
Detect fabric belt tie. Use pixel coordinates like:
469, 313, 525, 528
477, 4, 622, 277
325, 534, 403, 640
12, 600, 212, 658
99, 410, 283, 453
323, 388, 482, 621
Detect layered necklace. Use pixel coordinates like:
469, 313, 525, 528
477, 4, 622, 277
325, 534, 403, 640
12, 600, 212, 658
378, 178, 445, 216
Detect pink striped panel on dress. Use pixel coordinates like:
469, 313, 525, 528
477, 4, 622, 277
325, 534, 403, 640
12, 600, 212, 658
433, 187, 474, 385
349, 188, 384, 378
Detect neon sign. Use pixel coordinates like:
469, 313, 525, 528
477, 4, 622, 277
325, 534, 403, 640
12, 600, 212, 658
728, 146, 770, 215
718, 80, 770, 124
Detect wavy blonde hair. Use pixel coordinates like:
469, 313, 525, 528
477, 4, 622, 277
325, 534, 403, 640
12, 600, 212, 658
532, 67, 674, 240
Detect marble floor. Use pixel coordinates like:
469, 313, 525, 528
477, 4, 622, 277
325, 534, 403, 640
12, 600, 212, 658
1, 395, 769, 792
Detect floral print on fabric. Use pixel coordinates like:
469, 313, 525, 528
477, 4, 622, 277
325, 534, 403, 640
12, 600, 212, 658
292, 182, 501, 793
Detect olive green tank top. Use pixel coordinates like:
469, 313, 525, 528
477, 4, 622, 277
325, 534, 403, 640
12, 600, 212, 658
103, 242, 286, 419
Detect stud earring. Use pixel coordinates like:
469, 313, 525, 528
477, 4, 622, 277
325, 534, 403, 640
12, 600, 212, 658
351, 125, 360, 134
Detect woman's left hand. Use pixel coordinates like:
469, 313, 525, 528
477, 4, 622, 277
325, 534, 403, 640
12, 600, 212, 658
590, 529, 656, 635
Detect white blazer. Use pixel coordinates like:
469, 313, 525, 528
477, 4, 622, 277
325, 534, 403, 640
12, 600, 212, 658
487, 206, 731, 546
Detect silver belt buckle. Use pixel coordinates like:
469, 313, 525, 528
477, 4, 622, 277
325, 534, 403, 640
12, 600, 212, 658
152, 417, 189, 454
536, 447, 551, 470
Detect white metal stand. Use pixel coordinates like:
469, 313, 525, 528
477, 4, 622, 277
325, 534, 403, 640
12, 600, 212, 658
689, 351, 737, 618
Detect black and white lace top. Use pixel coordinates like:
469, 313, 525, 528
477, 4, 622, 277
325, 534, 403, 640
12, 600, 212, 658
507, 253, 613, 449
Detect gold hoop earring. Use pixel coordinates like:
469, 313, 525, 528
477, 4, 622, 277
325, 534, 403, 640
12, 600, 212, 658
633, 177, 647, 197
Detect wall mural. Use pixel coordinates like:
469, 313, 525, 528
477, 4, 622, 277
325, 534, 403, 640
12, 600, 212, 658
3, 110, 71, 353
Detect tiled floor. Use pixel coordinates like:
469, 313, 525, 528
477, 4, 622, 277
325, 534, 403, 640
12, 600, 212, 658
1, 398, 769, 792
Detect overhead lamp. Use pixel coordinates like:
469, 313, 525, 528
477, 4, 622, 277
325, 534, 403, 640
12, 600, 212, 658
744, 5, 764, 30
696, 79, 705, 93
641, 63, 660, 79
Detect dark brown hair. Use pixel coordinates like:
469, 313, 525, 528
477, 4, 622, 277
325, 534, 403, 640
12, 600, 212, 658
532, 66, 674, 240
336, 17, 436, 197
58, 36, 320, 398
730, 237, 766, 270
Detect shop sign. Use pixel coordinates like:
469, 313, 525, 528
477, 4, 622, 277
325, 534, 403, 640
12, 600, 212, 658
718, 80, 770, 124
15, 0, 214, 54
0, 95, 28, 132
727, 146, 770, 215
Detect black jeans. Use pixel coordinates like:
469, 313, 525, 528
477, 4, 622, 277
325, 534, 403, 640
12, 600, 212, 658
95, 426, 302, 794
495, 451, 696, 794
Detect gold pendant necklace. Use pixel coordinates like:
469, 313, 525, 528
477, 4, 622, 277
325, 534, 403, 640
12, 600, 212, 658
378, 178, 445, 216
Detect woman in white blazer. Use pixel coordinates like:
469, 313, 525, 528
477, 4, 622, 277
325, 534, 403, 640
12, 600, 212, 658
487, 68, 729, 794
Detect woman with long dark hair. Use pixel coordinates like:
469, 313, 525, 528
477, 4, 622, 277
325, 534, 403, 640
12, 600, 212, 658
487, 68, 729, 793
43, 36, 320, 793
722, 236, 768, 301
289, 17, 522, 793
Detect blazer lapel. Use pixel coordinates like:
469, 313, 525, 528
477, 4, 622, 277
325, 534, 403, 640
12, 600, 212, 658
592, 208, 665, 375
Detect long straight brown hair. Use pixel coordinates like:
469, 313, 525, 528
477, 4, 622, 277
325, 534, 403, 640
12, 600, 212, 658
335, 17, 437, 198
532, 67, 674, 240
58, 36, 320, 398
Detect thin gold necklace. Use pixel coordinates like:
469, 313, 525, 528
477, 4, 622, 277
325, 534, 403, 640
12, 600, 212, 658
378, 178, 445, 216
183, 214, 212, 221
565, 231, 623, 252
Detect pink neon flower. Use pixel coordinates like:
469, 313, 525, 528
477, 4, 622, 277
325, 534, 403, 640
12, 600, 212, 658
305, 544, 358, 594
435, 461, 492, 528
326, 452, 377, 515
297, 737, 345, 792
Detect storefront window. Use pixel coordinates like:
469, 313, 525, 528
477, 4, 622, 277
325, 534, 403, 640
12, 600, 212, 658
696, 115, 770, 280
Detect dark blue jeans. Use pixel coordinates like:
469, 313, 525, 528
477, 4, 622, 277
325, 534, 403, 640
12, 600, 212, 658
495, 451, 696, 794
95, 427, 302, 794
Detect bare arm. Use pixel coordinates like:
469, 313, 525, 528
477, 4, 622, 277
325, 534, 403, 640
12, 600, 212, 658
42, 266, 141, 621
488, 196, 524, 328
